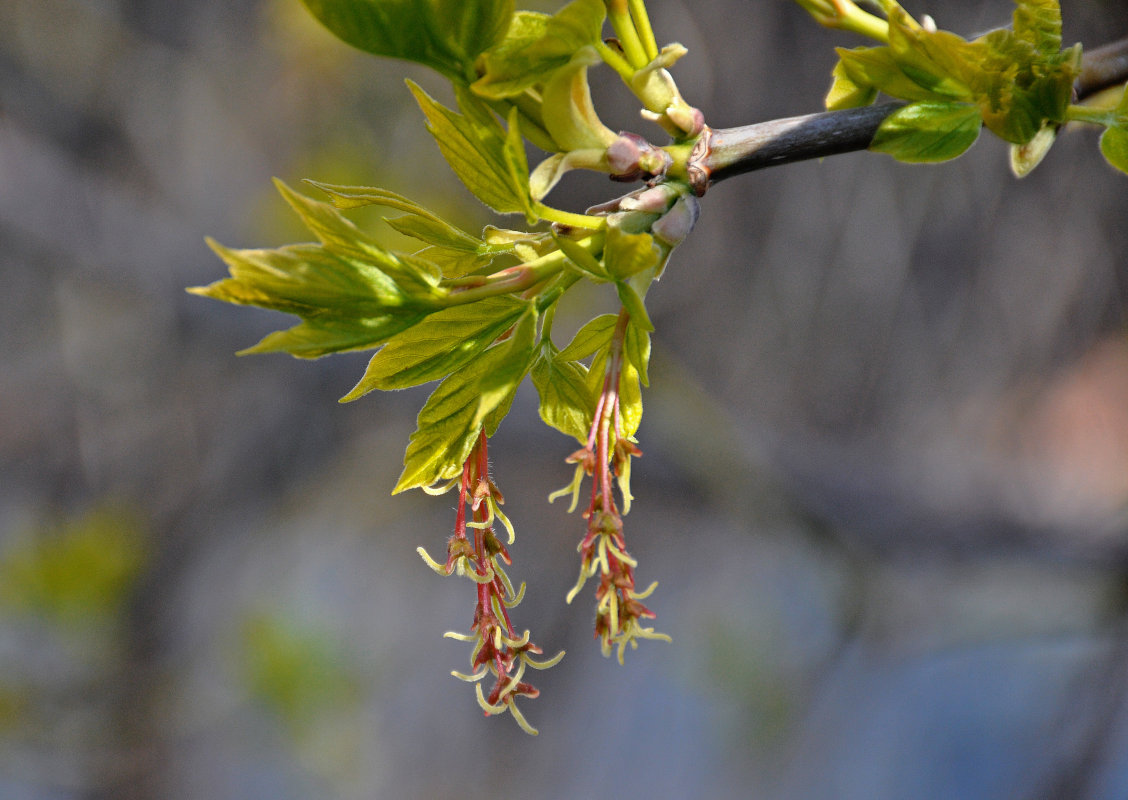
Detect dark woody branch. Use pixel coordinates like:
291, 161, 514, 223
697, 35, 1128, 188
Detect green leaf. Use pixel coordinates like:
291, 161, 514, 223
555, 314, 618, 362
410, 245, 499, 280
394, 314, 533, 493
624, 320, 651, 388
472, 0, 606, 99
305, 180, 484, 253
191, 239, 437, 357
603, 225, 661, 281
969, 32, 1079, 143
298, 0, 514, 82
826, 57, 878, 110
1012, 0, 1062, 56
274, 180, 442, 295
341, 295, 527, 398
870, 101, 981, 163
196, 241, 399, 316
886, 10, 975, 100
478, 305, 538, 433
531, 353, 595, 442
540, 46, 617, 152
242, 312, 428, 359
834, 46, 947, 105
553, 232, 610, 281
618, 358, 642, 439
615, 281, 654, 332
1100, 125, 1128, 175
408, 81, 534, 217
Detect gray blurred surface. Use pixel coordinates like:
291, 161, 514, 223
4, 0, 1128, 797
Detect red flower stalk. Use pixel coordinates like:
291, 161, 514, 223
552, 309, 670, 662
418, 430, 563, 734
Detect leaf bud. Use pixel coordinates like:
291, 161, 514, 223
650, 195, 700, 247
606, 132, 673, 182
618, 182, 682, 214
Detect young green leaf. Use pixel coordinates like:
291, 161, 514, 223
1100, 125, 1128, 175
274, 180, 443, 295
241, 311, 429, 359
192, 236, 440, 358
540, 47, 617, 152
394, 323, 531, 493
555, 314, 619, 362
618, 358, 643, 439
624, 320, 651, 388
478, 305, 538, 432
825, 58, 878, 111
531, 354, 595, 442
833, 46, 946, 107
298, 0, 514, 83
870, 101, 981, 163
341, 295, 527, 398
615, 281, 654, 332
553, 232, 611, 282
603, 225, 661, 281
1012, 0, 1062, 56
408, 81, 535, 218
886, 10, 975, 100
472, 0, 607, 99
304, 180, 484, 253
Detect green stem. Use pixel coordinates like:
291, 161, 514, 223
441, 250, 568, 307
794, 0, 889, 42
605, 0, 650, 70
595, 40, 637, 84
628, 0, 659, 61
536, 272, 582, 316
1066, 104, 1118, 127
534, 202, 607, 230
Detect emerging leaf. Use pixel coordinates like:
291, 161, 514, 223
870, 101, 982, 163
1009, 123, 1058, 177
624, 320, 651, 388
472, 0, 606, 99
1012, 0, 1063, 56
826, 58, 878, 110
540, 47, 618, 152
305, 180, 483, 252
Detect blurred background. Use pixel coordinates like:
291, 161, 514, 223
4, 0, 1128, 797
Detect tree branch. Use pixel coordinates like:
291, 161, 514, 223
699, 35, 1128, 188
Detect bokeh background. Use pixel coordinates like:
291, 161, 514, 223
5, 0, 1128, 797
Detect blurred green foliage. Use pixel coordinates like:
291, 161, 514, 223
0, 504, 147, 627
241, 614, 361, 731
